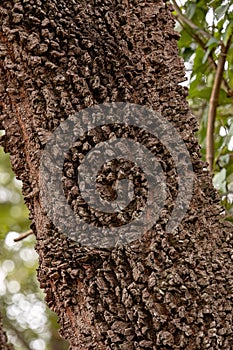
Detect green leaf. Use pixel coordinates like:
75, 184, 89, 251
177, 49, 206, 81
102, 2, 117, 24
218, 154, 230, 167
189, 86, 212, 100
219, 89, 233, 105
206, 36, 220, 47
177, 29, 193, 50
202, 47, 211, 64
226, 159, 233, 179
192, 47, 209, 73
216, 18, 225, 33
182, 47, 195, 60
208, 0, 223, 8
186, 3, 197, 19
227, 170, 233, 184
228, 11, 233, 21
215, 4, 229, 19
223, 20, 233, 46
192, 7, 207, 26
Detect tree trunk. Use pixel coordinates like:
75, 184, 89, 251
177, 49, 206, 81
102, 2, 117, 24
0, 313, 13, 350
0, 0, 232, 349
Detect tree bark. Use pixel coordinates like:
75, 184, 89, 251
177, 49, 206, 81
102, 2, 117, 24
0, 313, 13, 350
0, 1, 232, 349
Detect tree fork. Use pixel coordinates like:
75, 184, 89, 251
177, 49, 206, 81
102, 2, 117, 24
0, 1, 232, 349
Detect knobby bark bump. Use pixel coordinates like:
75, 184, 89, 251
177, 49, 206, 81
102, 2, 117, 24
0, 312, 13, 350
0, 1, 232, 349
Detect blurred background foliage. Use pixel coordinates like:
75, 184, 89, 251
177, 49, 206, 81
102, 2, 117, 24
0, 143, 69, 350
173, 0, 233, 218
0, 0, 233, 349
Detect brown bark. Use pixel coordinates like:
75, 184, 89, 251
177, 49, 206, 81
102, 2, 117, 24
0, 1, 232, 349
0, 313, 13, 350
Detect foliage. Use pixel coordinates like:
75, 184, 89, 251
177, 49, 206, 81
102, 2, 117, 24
0, 147, 30, 239
0, 144, 68, 350
174, 0, 233, 219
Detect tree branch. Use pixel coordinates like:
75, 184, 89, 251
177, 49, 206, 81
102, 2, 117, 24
14, 230, 33, 242
171, 0, 211, 40
206, 36, 232, 173
173, 2, 233, 94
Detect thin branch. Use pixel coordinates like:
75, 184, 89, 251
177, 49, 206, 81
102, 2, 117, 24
206, 36, 233, 173
171, 0, 211, 40
14, 230, 33, 242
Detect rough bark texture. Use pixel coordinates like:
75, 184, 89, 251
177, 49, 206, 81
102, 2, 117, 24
0, 313, 13, 350
0, 0, 232, 349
